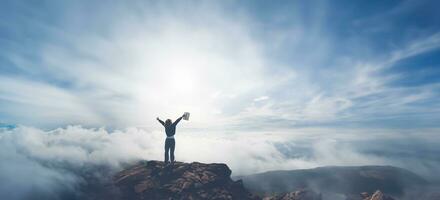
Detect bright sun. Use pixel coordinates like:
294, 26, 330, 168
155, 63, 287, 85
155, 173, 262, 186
168, 67, 197, 93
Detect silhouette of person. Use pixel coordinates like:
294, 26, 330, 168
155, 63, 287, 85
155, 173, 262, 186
157, 114, 184, 164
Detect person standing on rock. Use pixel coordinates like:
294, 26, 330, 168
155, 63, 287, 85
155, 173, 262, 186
157, 114, 185, 164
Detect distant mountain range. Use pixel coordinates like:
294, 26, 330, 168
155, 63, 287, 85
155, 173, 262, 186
236, 166, 429, 198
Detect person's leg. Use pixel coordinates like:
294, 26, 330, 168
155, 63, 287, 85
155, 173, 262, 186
164, 139, 170, 163
170, 139, 175, 163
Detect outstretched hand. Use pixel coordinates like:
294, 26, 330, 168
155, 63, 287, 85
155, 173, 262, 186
156, 117, 160, 121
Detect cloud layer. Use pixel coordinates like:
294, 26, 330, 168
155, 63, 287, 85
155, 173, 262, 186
1, 126, 440, 199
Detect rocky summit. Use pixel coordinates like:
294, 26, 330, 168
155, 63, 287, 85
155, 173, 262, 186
110, 161, 396, 200
113, 161, 259, 200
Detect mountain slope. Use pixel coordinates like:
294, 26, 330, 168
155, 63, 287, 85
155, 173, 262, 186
238, 166, 427, 196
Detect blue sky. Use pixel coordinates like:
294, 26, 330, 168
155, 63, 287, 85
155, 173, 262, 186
1, 0, 440, 130
2, 2, 440, 198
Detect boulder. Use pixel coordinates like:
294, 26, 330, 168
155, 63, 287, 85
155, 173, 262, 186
113, 161, 259, 200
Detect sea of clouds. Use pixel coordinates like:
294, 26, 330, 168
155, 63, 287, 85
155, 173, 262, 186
1, 125, 439, 199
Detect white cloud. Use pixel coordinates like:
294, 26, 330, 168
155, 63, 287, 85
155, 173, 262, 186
2, 125, 438, 181
388, 32, 440, 66
0, 76, 102, 126
0, 126, 439, 198
1, 1, 295, 129
1, 1, 440, 130
253, 96, 269, 102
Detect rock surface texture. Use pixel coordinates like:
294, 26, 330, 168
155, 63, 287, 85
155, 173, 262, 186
262, 189, 322, 200
346, 190, 395, 200
113, 161, 259, 200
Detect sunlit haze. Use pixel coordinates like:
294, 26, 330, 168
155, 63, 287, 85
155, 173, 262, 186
1, 1, 440, 199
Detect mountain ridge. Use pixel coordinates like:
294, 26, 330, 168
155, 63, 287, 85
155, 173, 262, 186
237, 165, 428, 197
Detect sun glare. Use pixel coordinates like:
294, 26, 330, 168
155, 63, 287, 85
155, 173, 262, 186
169, 67, 198, 93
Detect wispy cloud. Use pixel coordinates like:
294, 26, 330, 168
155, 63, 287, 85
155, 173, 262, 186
1, 1, 440, 130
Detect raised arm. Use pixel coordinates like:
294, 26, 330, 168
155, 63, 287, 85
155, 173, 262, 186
172, 115, 184, 126
157, 117, 165, 126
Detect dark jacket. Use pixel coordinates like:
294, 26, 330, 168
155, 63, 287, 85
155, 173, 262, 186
158, 117, 183, 137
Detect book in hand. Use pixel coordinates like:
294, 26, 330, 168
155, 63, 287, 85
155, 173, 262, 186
183, 112, 190, 120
